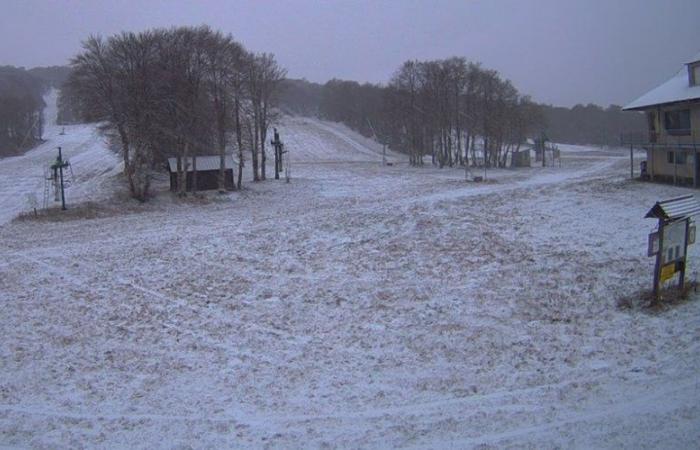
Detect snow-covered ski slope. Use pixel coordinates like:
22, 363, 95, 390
0, 90, 120, 225
279, 115, 404, 164
1, 104, 700, 448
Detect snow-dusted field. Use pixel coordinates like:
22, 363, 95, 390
0, 90, 121, 226
1, 106, 699, 448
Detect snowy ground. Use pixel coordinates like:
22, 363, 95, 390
1, 103, 699, 448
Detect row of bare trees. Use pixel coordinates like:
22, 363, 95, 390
385, 57, 544, 167
63, 26, 285, 200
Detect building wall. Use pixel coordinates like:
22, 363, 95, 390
648, 147, 695, 183
169, 169, 234, 191
647, 102, 700, 144
644, 101, 700, 184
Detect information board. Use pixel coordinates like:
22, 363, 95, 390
662, 220, 687, 265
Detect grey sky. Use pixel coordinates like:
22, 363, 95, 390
1, 0, 698, 107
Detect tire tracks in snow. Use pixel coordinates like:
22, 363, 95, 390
406, 157, 620, 206
0, 367, 696, 440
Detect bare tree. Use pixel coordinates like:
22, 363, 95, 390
201, 29, 248, 192
67, 26, 268, 199
246, 52, 286, 181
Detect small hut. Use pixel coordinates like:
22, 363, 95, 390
167, 155, 235, 192
511, 149, 531, 167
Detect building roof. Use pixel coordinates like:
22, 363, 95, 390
167, 155, 236, 173
645, 194, 700, 221
686, 51, 700, 65
623, 67, 700, 111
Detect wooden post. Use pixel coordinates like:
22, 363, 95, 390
674, 150, 678, 185
630, 144, 634, 179
694, 146, 699, 189
695, 149, 698, 189
653, 218, 664, 303
680, 218, 689, 290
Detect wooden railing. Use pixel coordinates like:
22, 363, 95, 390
621, 129, 700, 148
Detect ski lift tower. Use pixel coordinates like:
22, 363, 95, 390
271, 128, 287, 180
49, 146, 70, 210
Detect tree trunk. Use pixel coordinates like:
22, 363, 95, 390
260, 126, 267, 180
192, 155, 198, 194
252, 111, 260, 181
179, 141, 189, 196
235, 98, 243, 189
217, 103, 227, 193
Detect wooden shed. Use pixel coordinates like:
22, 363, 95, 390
511, 149, 531, 167
167, 155, 235, 192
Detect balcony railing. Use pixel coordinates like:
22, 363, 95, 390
621, 129, 700, 148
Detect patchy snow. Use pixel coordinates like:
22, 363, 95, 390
0, 89, 121, 225
1, 109, 700, 448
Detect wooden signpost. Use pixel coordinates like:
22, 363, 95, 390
646, 195, 700, 302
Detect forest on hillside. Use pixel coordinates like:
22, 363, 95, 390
280, 59, 543, 168
0, 66, 46, 157
539, 103, 644, 146
0, 65, 75, 158
279, 76, 645, 151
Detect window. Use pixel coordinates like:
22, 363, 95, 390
692, 64, 700, 86
667, 151, 688, 165
664, 110, 691, 135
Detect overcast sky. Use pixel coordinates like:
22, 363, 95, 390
1, 0, 698, 107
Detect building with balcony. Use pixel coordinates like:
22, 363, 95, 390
623, 52, 700, 186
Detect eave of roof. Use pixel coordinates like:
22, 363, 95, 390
686, 51, 700, 65
645, 194, 700, 221
623, 67, 700, 111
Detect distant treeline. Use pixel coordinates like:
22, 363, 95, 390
27, 66, 72, 88
279, 74, 645, 153
540, 103, 644, 147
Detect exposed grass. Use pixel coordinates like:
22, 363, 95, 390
14, 199, 147, 223
617, 280, 698, 311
